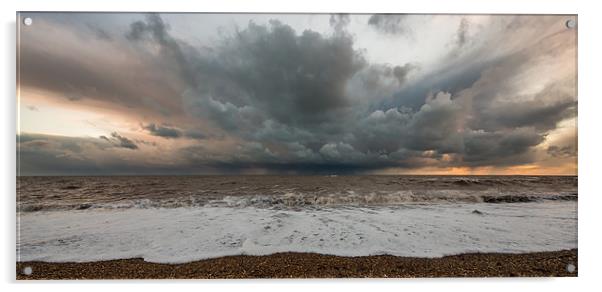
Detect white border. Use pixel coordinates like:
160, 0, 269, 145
2, 0, 583, 14
2, 0, 601, 291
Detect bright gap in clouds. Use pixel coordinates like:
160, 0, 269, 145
19, 96, 127, 138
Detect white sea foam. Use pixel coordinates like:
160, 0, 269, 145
17, 201, 577, 263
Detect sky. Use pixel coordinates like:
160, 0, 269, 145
17, 13, 577, 175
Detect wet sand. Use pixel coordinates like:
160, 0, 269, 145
16, 249, 577, 279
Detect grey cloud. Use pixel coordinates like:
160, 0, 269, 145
86, 23, 113, 41
212, 20, 366, 124
351, 89, 551, 167
360, 63, 417, 90
368, 14, 409, 35
19, 14, 184, 117
345, 63, 420, 116
179, 141, 278, 167
143, 122, 209, 140
329, 14, 350, 33
122, 19, 369, 141
545, 128, 577, 159
253, 119, 315, 144
126, 16, 367, 128
18, 133, 191, 175
126, 14, 205, 89
352, 107, 411, 154
480, 98, 576, 132
547, 145, 576, 158
143, 123, 182, 138
21, 44, 131, 104
18, 133, 122, 175
126, 20, 150, 40
319, 142, 361, 162
458, 46, 577, 133
19, 141, 97, 175
120, 15, 576, 171
404, 92, 464, 153
444, 18, 472, 59
100, 132, 138, 149
393, 64, 417, 85
134, 139, 158, 147
473, 83, 576, 132
390, 59, 489, 110
183, 129, 207, 140
19, 134, 87, 154
17, 14, 577, 174
454, 18, 470, 49
463, 128, 544, 166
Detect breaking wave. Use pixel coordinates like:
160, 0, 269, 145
18, 190, 578, 212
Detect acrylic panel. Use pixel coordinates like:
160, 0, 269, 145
16, 13, 577, 279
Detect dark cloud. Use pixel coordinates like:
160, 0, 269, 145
21, 43, 130, 104
18, 134, 115, 175
444, 18, 472, 59
404, 92, 464, 153
17, 14, 577, 174
183, 130, 207, 140
393, 64, 417, 85
479, 98, 576, 131
123, 15, 365, 130
143, 123, 182, 138
126, 14, 205, 90
462, 128, 544, 166
329, 14, 350, 33
19, 13, 184, 117
19, 134, 131, 175
134, 139, 158, 147
368, 14, 409, 35
351, 91, 546, 167
455, 18, 470, 49
389, 59, 488, 110
357, 64, 418, 94
547, 145, 576, 158
471, 83, 577, 132
142, 123, 209, 140
99, 132, 138, 149
86, 23, 113, 41
124, 17, 370, 132
214, 20, 365, 124
17, 134, 191, 175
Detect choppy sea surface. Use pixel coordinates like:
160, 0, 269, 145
17, 175, 578, 263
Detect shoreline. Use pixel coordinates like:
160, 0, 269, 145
17, 249, 577, 279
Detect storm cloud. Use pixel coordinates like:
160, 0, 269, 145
143, 123, 182, 139
367, 14, 410, 35
17, 13, 577, 175
329, 13, 350, 33
99, 132, 139, 150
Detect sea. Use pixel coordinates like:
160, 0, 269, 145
17, 175, 578, 263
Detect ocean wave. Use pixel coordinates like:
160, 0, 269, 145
17, 190, 578, 212
206, 191, 577, 208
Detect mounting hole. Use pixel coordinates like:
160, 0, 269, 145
22, 266, 33, 276
23, 17, 33, 26
566, 263, 576, 273
565, 19, 576, 29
